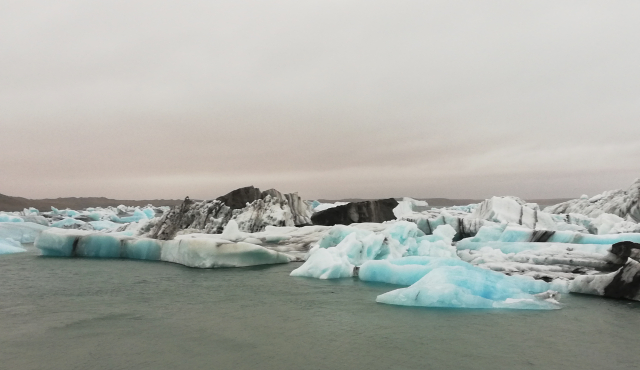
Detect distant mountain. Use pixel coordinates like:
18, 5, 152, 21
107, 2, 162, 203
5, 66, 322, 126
1, 192, 574, 213
0, 193, 183, 212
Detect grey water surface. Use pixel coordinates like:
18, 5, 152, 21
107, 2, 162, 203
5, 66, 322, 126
1, 244, 639, 370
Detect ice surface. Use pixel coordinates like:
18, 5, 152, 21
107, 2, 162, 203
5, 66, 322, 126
545, 178, 640, 222
393, 197, 429, 218
376, 263, 562, 309
0, 237, 26, 255
568, 258, 640, 301
359, 257, 469, 286
35, 228, 290, 268
0, 222, 49, 243
0, 213, 24, 223
568, 271, 614, 296
51, 217, 86, 229
110, 209, 149, 223
312, 202, 350, 213
161, 239, 290, 268
456, 240, 611, 255
290, 247, 354, 279
88, 221, 122, 231
469, 224, 507, 242
291, 222, 460, 279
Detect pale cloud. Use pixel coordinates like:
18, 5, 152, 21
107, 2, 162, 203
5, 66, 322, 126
1, 1, 639, 200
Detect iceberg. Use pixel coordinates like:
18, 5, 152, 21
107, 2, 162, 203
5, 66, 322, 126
0, 222, 49, 243
359, 257, 469, 286
0, 237, 26, 255
376, 263, 563, 310
51, 217, 86, 229
545, 178, 640, 222
0, 213, 24, 223
290, 222, 459, 279
289, 247, 354, 279
161, 239, 289, 268
35, 226, 290, 268
393, 197, 429, 218
110, 209, 150, 223
150, 187, 312, 240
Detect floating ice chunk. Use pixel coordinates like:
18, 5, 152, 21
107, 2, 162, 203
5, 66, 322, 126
384, 220, 425, 245
497, 226, 535, 242
456, 240, 611, 255
316, 225, 377, 250
35, 228, 289, 267
36, 229, 91, 256
393, 197, 429, 218
88, 221, 122, 231
568, 258, 640, 301
124, 238, 162, 260
461, 225, 640, 245
142, 208, 155, 219
568, 271, 614, 296
294, 223, 461, 279
51, 217, 86, 229
312, 202, 350, 213
110, 209, 149, 223
22, 207, 39, 215
161, 239, 290, 268
472, 196, 528, 224
20, 215, 49, 226
545, 179, 640, 222
0, 222, 49, 243
0, 238, 26, 255
290, 247, 354, 279
0, 213, 24, 223
76, 233, 131, 258
576, 233, 640, 244
360, 257, 469, 285
432, 224, 456, 242
376, 264, 561, 309
403, 225, 458, 258
470, 224, 507, 242
219, 220, 244, 241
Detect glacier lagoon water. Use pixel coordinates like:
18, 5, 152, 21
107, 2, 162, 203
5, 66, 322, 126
1, 245, 639, 370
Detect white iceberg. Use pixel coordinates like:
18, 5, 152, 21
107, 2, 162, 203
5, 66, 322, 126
35, 226, 290, 269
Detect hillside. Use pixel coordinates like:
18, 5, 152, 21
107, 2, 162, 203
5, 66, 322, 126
0, 194, 183, 212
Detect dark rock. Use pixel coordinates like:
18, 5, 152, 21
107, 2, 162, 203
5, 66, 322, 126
603, 258, 640, 301
216, 186, 262, 210
610, 241, 640, 262
148, 188, 313, 240
311, 198, 398, 226
150, 196, 198, 240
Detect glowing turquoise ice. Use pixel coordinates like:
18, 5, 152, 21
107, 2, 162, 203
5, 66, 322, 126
0, 238, 26, 255
376, 262, 562, 310
360, 257, 469, 286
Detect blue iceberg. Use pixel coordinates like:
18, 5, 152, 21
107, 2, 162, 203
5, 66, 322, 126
359, 257, 470, 286
376, 262, 562, 310
0, 238, 26, 255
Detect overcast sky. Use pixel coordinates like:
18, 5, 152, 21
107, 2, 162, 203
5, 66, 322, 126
1, 1, 639, 201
